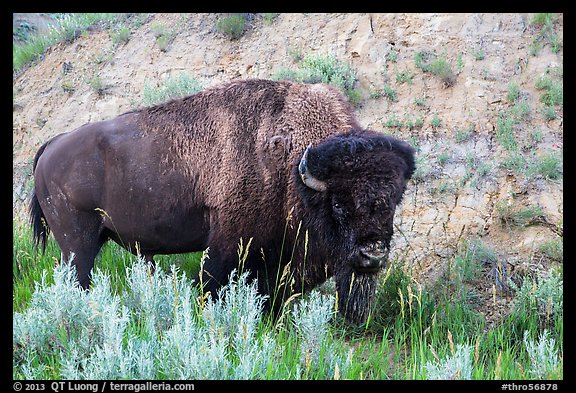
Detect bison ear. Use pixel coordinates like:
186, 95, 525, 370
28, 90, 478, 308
299, 144, 328, 192
385, 137, 415, 180
398, 142, 416, 180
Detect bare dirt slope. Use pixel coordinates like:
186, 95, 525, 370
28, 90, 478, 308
13, 13, 563, 292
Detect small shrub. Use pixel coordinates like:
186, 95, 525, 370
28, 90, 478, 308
424, 344, 474, 380
292, 292, 332, 368
262, 13, 279, 25
472, 48, 485, 61
287, 46, 303, 62
437, 151, 450, 166
14, 256, 360, 380
415, 50, 456, 86
345, 89, 363, 107
455, 124, 474, 143
383, 114, 403, 130
431, 114, 442, 129
299, 53, 356, 91
530, 129, 544, 143
429, 57, 456, 86
13, 21, 36, 43
368, 86, 383, 99
506, 81, 520, 103
500, 151, 528, 175
110, 26, 130, 47
549, 33, 561, 54
382, 84, 397, 102
215, 14, 247, 40
509, 268, 563, 328
386, 49, 398, 63
411, 154, 431, 182
61, 79, 75, 93
534, 151, 562, 179
510, 100, 531, 122
524, 330, 560, 379
13, 13, 119, 72
541, 105, 556, 121
149, 22, 176, 52
414, 115, 425, 128
495, 112, 517, 151
430, 180, 453, 196
535, 76, 563, 107
529, 14, 562, 56
531, 13, 555, 26
395, 69, 414, 85
538, 239, 563, 262
456, 52, 465, 71
87, 75, 106, 95
414, 96, 426, 107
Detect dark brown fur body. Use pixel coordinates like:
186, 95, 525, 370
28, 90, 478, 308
30, 79, 414, 324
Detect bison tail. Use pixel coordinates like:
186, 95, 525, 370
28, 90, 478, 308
29, 139, 53, 252
30, 191, 50, 252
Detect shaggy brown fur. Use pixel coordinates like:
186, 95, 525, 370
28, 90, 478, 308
30, 79, 414, 325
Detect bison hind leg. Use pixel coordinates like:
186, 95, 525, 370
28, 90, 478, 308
52, 212, 108, 290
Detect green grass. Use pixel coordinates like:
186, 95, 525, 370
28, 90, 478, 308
535, 74, 563, 107
13, 13, 121, 72
500, 149, 562, 181
13, 222, 202, 313
13, 221, 563, 379
140, 73, 203, 107
530, 13, 562, 55
495, 202, 545, 229
535, 151, 563, 179
273, 52, 360, 107
496, 112, 517, 151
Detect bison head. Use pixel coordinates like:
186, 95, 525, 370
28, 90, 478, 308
296, 129, 415, 324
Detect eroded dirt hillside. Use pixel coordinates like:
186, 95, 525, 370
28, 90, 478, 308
13, 13, 563, 292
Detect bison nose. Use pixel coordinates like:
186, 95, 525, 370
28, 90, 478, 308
355, 246, 388, 273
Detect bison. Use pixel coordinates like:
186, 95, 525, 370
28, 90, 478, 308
30, 79, 415, 324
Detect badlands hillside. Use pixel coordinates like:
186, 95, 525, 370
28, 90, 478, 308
13, 13, 563, 309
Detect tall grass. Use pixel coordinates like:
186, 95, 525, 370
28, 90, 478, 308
13, 221, 563, 379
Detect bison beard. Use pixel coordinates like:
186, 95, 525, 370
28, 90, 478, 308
335, 268, 378, 325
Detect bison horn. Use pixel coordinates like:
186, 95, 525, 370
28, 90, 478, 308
299, 144, 327, 192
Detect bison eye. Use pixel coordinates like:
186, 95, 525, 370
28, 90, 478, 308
332, 199, 346, 216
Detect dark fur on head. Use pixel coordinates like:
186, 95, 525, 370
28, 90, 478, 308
290, 129, 415, 323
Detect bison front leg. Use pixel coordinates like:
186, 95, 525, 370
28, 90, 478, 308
196, 244, 272, 306
196, 246, 236, 300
